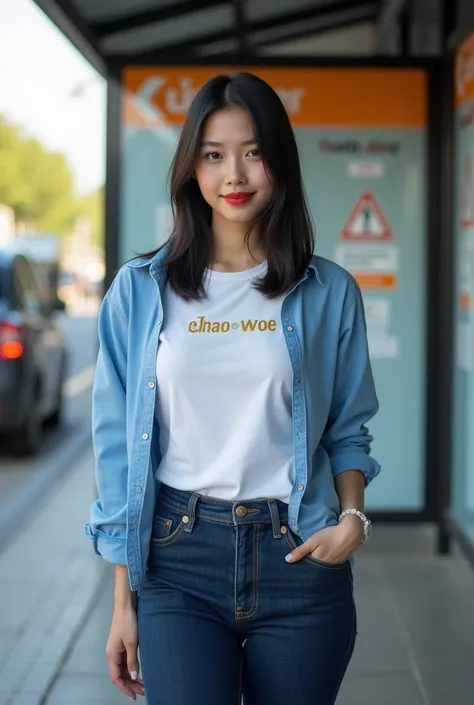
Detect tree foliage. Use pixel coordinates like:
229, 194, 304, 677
0, 113, 98, 237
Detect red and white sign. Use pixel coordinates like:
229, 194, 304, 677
461, 155, 474, 228
341, 191, 392, 241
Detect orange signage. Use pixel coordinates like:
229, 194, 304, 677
353, 273, 397, 290
461, 155, 474, 227
460, 292, 471, 311
122, 66, 426, 128
455, 32, 474, 107
341, 191, 392, 242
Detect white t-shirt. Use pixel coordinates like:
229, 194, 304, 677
154, 261, 294, 502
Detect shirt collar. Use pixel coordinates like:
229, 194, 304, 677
127, 242, 323, 284
308, 256, 323, 285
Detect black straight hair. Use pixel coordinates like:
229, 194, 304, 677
136, 71, 315, 301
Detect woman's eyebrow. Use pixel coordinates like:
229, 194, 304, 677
200, 139, 258, 147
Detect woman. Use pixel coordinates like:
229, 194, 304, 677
86, 71, 380, 705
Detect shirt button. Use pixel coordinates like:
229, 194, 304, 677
142, 433, 149, 440
135, 487, 142, 493
148, 381, 155, 389
297, 483, 304, 491
287, 326, 293, 332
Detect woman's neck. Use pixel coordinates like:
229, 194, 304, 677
210, 219, 266, 273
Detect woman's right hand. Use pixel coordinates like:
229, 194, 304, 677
106, 603, 146, 701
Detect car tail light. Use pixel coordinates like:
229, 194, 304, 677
0, 322, 25, 360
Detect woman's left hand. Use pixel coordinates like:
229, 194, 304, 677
285, 515, 364, 564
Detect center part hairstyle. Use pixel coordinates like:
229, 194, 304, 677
151, 71, 315, 301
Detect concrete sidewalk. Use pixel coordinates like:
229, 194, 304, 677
2, 449, 474, 704
0, 450, 109, 705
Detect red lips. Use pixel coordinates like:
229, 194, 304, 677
223, 192, 254, 206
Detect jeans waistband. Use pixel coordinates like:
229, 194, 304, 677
156, 483, 290, 539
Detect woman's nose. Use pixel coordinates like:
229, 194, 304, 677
225, 159, 247, 185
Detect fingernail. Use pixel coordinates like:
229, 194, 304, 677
131, 671, 138, 681
285, 553, 294, 562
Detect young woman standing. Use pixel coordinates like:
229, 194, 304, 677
86, 71, 380, 705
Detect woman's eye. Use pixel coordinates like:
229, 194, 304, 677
247, 148, 260, 157
205, 152, 221, 160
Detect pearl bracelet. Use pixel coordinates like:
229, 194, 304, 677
338, 508, 372, 544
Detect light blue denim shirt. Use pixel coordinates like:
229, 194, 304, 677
85, 242, 380, 591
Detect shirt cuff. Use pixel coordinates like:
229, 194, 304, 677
85, 524, 127, 565
330, 452, 381, 487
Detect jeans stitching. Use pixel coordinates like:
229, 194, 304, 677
240, 524, 259, 620
150, 521, 186, 547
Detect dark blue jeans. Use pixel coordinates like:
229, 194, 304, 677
137, 484, 357, 705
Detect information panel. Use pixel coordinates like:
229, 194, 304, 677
120, 66, 428, 511
452, 34, 474, 539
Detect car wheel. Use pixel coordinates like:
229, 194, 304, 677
46, 354, 66, 428
12, 381, 43, 456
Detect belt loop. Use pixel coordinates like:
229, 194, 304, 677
268, 500, 282, 539
184, 493, 199, 533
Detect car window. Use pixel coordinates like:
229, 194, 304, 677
14, 257, 43, 315
0, 265, 5, 300
11, 272, 26, 312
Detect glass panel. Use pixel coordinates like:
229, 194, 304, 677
119, 66, 428, 511
451, 33, 474, 542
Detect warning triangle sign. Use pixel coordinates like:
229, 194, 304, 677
461, 155, 474, 228
341, 191, 392, 241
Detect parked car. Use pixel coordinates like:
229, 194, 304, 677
0, 247, 68, 455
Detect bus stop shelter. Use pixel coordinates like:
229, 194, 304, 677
33, 0, 474, 581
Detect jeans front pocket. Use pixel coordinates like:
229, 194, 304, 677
151, 503, 189, 548
284, 526, 348, 570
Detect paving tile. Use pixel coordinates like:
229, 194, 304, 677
416, 664, 474, 705
0, 452, 107, 705
46, 675, 123, 705
62, 573, 115, 676
337, 671, 426, 705
345, 560, 413, 675
382, 555, 474, 664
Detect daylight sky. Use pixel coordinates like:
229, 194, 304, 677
0, 0, 106, 194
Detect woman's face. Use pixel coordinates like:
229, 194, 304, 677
194, 105, 274, 228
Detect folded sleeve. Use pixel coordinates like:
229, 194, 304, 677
84, 283, 129, 565
321, 283, 381, 487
